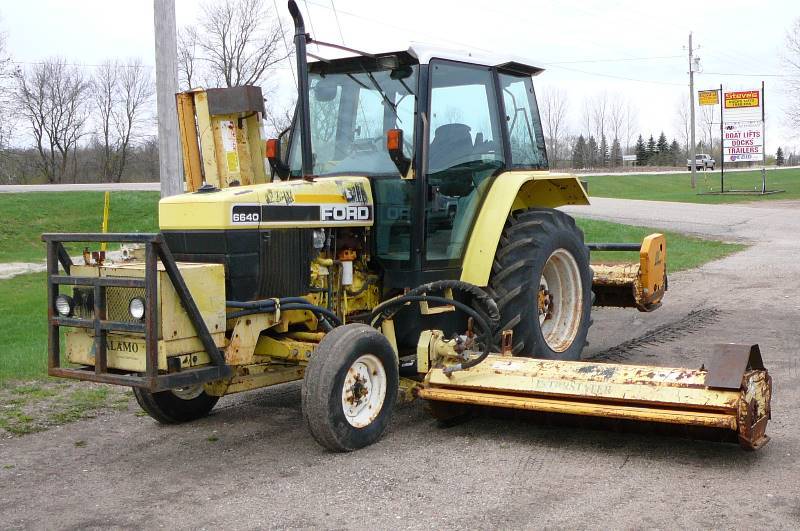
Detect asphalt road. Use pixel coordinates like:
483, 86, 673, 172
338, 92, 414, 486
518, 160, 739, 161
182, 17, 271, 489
1, 198, 799, 529
2, 166, 797, 192
0, 182, 161, 193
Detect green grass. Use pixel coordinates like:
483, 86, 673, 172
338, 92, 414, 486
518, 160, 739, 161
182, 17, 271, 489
0, 272, 48, 381
585, 168, 800, 204
577, 218, 744, 272
0, 191, 159, 263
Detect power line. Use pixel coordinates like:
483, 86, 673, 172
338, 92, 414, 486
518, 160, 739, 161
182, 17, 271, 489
11, 60, 154, 69
330, 0, 346, 46
303, 1, 685, 87
546, 55, 683, 65
700, 71, 796, 78
272, 0, 297, 87
546, 63, 685, 86
302, 0, 321, 53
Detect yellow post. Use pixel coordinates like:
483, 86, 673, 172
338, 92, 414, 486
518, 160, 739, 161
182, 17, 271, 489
100, 191, 110, 251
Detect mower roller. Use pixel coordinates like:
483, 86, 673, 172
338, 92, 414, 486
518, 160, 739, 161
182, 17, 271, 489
41, 0, 771, 452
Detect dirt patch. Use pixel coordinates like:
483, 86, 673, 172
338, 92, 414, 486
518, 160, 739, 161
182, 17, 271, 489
0, 262, 45, 280
0, 379, 132, 437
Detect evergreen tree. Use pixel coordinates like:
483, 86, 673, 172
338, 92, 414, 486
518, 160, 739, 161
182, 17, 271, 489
669, 139, 681, 166
599, 135, 609, 167
656, 132, 669, 165
634, 135, 647, 166
572, 135, 587, 169
646, 135, 657, 165
610, 137, 622, 167
776, 147, 785, 166
587, 136, 599, 168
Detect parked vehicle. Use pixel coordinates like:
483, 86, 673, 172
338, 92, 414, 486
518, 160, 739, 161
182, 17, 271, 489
688, 154, 715, 170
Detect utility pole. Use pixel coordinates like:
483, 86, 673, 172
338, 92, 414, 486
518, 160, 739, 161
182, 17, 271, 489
153, 0, 183, 197
688, 32, 697, 189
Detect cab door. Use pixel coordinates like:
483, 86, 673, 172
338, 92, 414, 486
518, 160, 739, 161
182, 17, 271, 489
423, 60, 507, 270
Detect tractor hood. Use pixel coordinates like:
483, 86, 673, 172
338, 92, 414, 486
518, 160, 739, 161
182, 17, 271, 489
159, 177, 374, 231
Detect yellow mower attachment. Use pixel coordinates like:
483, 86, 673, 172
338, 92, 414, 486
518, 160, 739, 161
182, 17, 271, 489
590, 233, 667, 311
417, 342, 771, 450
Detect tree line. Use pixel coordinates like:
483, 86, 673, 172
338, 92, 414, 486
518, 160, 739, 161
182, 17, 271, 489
0, 0, 290, 185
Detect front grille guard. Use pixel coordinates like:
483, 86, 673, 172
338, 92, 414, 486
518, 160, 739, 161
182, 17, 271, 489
43, 233, 231, 392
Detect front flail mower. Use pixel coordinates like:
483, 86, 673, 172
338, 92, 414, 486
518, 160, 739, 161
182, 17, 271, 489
41, 0, 772, 453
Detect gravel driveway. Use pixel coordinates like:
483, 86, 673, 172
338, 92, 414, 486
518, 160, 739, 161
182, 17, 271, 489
1, 198, 798, 529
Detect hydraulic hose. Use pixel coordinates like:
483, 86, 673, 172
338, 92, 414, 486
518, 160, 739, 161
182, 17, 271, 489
368, 280, 501, 374
403, 280, 500, 328
226, 299, 342, 328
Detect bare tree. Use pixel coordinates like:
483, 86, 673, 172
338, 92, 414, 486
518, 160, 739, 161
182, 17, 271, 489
581, 98, 592, 137
783, 17, 800, 129
14, 58, 90, 183
0, 16, 13, 151
623, 100, 638, 153
698, 104, 715, 151
177, 26, 199, 90
264, 99, 295, 137
608, 94, 625, 146
184, 0, 290, 89
591, 91, 608, 141
674, 97, 690, 154
539, 87, 569, 167
92, 59, 154, 182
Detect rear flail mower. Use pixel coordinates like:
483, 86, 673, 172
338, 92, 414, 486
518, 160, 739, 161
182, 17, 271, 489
41, 1, 770, 452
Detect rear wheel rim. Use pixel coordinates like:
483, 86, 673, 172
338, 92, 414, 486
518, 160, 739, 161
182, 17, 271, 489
341, 354, 387, 428
537, 248, 583, 352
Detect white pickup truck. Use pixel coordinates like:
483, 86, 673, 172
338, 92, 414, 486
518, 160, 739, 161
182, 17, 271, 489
687, 154, 715, 170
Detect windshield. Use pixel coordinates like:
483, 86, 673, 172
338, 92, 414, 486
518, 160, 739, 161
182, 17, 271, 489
289, 65, 418, 177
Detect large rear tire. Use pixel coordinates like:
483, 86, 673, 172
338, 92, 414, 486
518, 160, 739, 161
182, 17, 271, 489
133, 385, 219, 424
488, 208, 592, 360
302, 324, 399, 452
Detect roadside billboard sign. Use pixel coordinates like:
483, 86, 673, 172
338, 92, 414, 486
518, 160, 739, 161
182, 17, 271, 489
722, 120, 763, 162
698, 89, 719, 106
724, 90, 759, 109
723, 89, 762, 121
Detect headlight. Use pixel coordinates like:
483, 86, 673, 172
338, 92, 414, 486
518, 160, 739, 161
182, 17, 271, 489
129, 297, 145, 320
55, 295, 74, 317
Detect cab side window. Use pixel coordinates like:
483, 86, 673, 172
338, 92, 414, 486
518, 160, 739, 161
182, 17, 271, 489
426, 61, 505, 262
499, 73, 547, 168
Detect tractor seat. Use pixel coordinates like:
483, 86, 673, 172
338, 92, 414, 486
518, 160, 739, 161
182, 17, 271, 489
428, 123, 473, 173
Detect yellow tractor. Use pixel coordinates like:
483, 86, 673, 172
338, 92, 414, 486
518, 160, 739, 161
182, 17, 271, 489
42, 1, 770, 451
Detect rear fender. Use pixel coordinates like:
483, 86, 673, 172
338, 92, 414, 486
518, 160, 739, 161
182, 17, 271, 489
460, 171, 589, 287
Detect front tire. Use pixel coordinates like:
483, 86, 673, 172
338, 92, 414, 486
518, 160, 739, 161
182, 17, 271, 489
133, 385, 219, 424
488, 208, 593, 360
302, 324, 399, 452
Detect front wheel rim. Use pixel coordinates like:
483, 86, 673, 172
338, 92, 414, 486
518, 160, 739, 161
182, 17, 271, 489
341, 354, 387, 428
171, 384, 204, 400
537, 248, 583, 352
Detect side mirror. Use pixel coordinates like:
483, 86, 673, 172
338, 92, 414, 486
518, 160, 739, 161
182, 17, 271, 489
386, 128, 411, 177
266, 137, 290, 178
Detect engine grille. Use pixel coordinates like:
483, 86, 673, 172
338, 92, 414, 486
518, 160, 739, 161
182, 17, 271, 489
72, 286, 146, 323
258, 229, 314, 298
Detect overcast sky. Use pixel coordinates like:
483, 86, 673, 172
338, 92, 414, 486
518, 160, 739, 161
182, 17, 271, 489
2, 0, 798, 153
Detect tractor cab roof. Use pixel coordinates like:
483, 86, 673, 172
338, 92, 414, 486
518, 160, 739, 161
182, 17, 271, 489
407, 43, 544, 76
308, 42, 544, 77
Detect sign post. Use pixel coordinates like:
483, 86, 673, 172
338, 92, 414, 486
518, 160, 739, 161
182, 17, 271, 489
698, 88, 722, 191
719, 84, 724, 192
761, 80, 766, 194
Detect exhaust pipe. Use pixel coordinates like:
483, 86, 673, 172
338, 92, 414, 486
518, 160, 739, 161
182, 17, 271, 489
287, 0, 313, 178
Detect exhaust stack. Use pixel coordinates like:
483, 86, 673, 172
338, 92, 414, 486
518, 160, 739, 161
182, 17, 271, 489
288, 0, 313, 177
